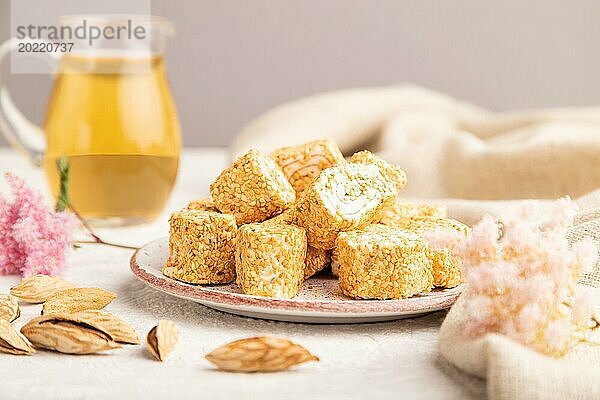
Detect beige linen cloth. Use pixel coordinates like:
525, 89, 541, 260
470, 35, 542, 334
231, 85, 600, 399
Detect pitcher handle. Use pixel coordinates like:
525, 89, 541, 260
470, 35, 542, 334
0, 38, 58, 166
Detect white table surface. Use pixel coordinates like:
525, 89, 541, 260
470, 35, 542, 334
0, 148, 483, 400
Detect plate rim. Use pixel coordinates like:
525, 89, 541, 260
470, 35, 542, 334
130, 238, 463, 315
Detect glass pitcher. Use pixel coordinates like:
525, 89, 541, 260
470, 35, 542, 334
0, 15, 181, 226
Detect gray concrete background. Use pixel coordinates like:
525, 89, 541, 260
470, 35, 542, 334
1, 0, 600, 147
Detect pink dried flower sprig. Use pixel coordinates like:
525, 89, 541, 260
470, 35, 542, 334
426, 198, 599, 357
0, 173, 78, 276
0, 170, 139, 277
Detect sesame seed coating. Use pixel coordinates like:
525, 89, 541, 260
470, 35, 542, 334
304, 246, 331, 279
185, 196, 220, 213
336, 225, 434, 300
163, 210, 237, 284
396, 217, 470, 288
261, 207, 330, 278
294, 163, 398, 249
261, 207, 297, 226
395, 217, 470, 236
168, 140, 466, 300
235, 223, 307, 299
349, 150, 407, 192
377, 201, 447, 226
210, 149, 296, 225
270, 139, 346, 194
331, 247, 340, 277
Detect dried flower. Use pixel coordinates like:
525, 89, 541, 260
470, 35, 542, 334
426, 197, 599, 357
0, 173, 78, 277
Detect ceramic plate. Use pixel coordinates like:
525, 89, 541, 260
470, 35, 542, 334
130, 238, 463, 324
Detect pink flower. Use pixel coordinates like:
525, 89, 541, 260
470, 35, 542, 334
463, 295, 494, 337
469, 214, 499, 249
571, 287, 595, 323
445, 198, 597, 357
466, 260, 519, 295
517, 303, 544, 343
0, 173, 78, 276
500, 218, 537, 252
461, 214, 499, 265
571, 237, 598, 274
544, 320, 573, 355
499, 318, 520, 343
543, 197, 577, 233
543, 233, 574, 277
424, 227, 461, 252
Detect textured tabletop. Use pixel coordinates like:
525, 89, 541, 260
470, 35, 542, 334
0, 148, 482, 400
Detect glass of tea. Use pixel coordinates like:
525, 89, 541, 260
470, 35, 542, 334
0, 15, 181, 226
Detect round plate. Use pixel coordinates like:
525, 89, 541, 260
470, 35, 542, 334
130, 238, 463, 324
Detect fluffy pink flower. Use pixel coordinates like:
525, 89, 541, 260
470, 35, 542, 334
544, 320, 573, 355
517, 303, 544, 343
499, 318, 520, 342
0, 173, 78, 276
461, 214, 499, 265
571, 237, 598, 274
501, 218, 537, 252
543, 197, 577, 233
543, 233, 574, 278
466, 260, 519, 295
510, 274, 556, 307
571, 287, 595, 323
424, 227, 462, 252
470, 214, 499, 248
463, 295, 494, 337
445, 198, 598, 357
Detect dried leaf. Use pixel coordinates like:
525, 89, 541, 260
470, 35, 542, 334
75, 310, 140, 345
205, 336, 319, 372
10, 275, 75, 303
0, 319, 35, 355
42, 287, 116, 315
20, 313, 121, 354
0, 294, 20, 322
146, 320, 178, 361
